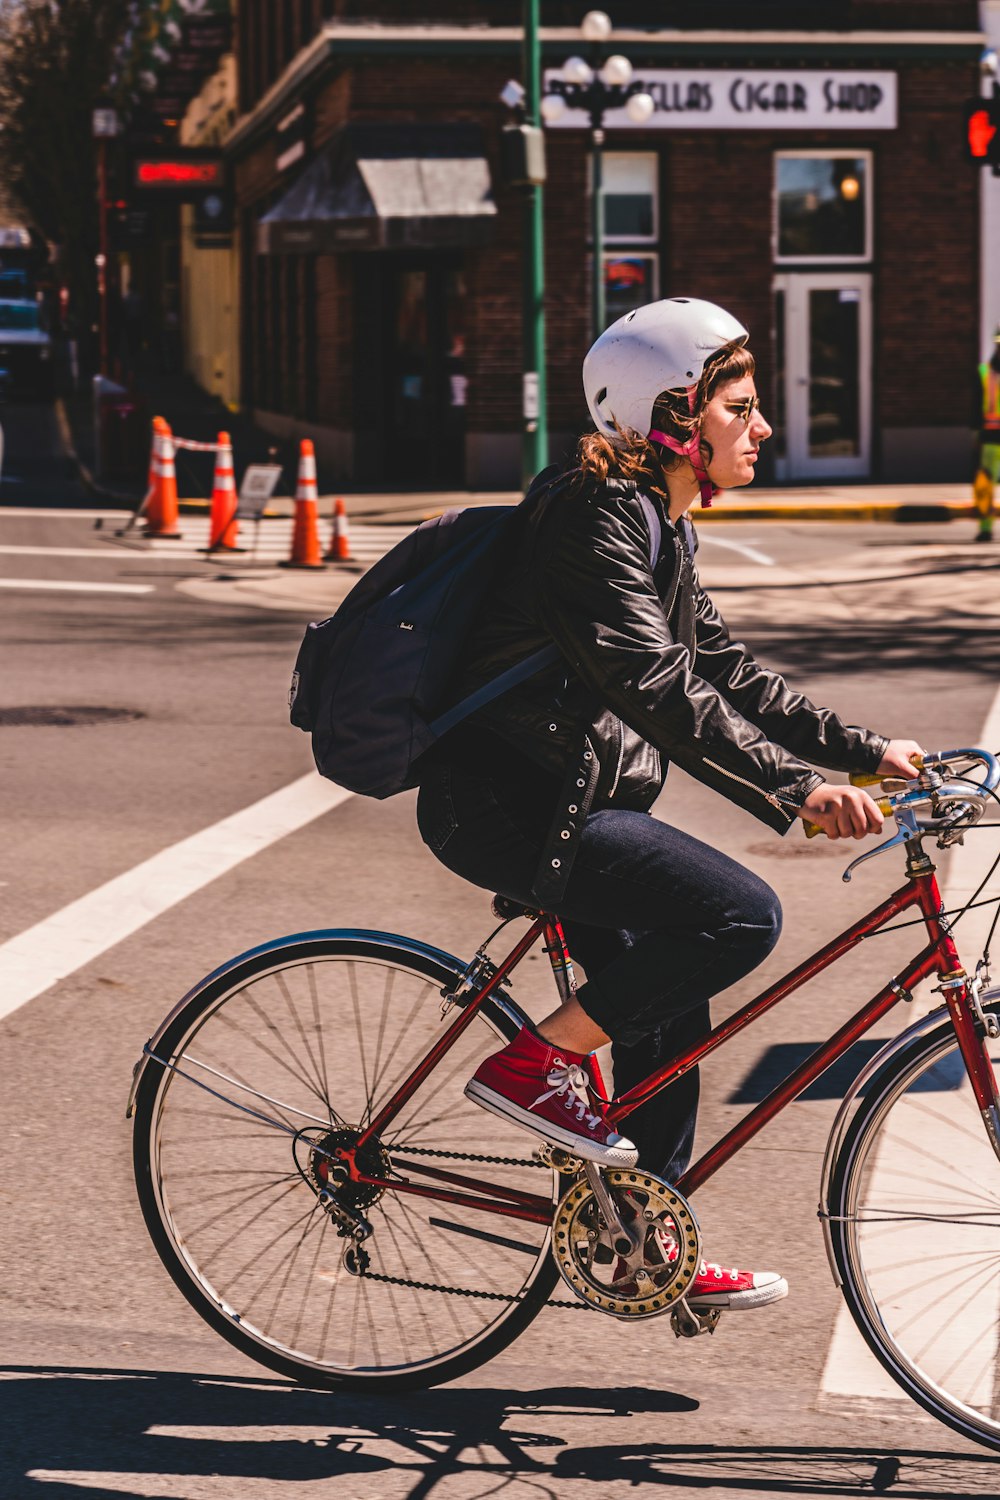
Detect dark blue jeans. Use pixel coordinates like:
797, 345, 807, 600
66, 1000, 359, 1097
416, 761, 782, 1182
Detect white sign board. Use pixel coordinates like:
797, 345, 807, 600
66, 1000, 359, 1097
523, 372, 540, 421
543, 70, 897, 130
92, 108, 120, 138
238, 463, 283, 518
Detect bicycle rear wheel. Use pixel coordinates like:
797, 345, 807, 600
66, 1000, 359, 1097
829, 1002, 1000, 1450
132, 931, 560, 1391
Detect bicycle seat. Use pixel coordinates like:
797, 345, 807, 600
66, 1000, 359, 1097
491, 894, 541, 922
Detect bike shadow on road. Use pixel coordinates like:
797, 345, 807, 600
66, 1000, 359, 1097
0, 1366, 997, 1499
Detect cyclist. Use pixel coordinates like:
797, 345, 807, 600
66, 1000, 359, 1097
416, 297, 922, 1311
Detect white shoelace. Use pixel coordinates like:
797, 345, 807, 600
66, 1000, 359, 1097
652, 1228, 740, 1283
531, 1058, 602, 1132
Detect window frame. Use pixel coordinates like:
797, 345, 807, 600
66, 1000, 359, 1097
592, 150, 660, 246
773, 148, 873, 266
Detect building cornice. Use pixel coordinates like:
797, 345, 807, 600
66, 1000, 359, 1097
225, 23, 986, 158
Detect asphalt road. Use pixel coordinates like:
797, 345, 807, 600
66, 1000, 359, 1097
2, 489, 1000, 1499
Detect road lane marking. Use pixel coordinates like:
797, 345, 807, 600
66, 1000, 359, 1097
0, 579, 154, 594
0, 774, 352, 1022
0, 544, 127, 558
0, 508, 128, 519
694, 533, 774, 566
820, 682, 1000, 1403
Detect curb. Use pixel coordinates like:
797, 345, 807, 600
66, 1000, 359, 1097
53, 402, 979, 525
694, 499, 975, 523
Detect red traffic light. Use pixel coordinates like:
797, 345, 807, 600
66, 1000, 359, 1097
965, 89, 1000, 166
968, 108, 998, 159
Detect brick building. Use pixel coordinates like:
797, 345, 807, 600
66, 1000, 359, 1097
226, 3, 984, 489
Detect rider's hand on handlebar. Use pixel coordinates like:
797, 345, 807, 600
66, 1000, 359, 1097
798, 782, 884, 841
877, 740, 925, 780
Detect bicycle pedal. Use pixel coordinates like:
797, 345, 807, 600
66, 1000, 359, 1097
534, 1143, 584, 1175
670, 1299, 723, 1339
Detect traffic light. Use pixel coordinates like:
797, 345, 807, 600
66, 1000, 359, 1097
965, 85, 1000, 172
500, 124, 546, 187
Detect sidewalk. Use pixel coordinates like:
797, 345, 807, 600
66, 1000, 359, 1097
60, 369, 980, 527
60, 369, 295, 509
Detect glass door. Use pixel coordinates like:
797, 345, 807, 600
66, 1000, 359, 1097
354, 254, 466, 490
386, 258, 466, 489
773, 271, 872, 481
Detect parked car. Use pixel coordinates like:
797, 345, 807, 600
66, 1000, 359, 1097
0, 297, 53, 398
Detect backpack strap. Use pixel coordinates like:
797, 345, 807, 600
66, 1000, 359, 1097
428, 489, 663, 740
429, 642, 561, 738
636, 492, 662, 567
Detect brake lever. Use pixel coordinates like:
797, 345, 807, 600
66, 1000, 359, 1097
841, 804, 926, 883
841, 826, 911, 883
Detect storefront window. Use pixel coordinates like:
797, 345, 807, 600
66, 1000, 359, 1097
775, 152, 871, 262
590, 153, 660, 330
603, 254, 658, 326
601, 152, 658, 242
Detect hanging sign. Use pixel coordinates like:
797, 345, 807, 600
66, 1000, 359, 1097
543, 70, 897, 130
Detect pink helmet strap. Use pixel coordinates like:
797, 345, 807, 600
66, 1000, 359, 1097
648, 385, 716, 508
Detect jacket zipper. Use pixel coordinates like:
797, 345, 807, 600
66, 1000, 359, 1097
702, 756, 795, 825
608, 718, 626, 799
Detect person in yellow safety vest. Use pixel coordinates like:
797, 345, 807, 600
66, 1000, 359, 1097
975, 329, 1000, 541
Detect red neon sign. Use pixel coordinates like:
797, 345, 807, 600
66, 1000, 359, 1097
135, 160, 221, 187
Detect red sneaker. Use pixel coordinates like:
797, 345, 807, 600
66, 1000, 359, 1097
616, 1226, 788, 1311
686, 1259, 788, 1310
464, 1026, 638, 1167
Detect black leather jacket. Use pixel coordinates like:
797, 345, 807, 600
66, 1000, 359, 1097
446, 472, 887, 901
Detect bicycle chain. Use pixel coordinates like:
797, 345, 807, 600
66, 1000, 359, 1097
388, 1143, 545, 1169
358, 1267, 588, 1309
359, 1145, 587, 1306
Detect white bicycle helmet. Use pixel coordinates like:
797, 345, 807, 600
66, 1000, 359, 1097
583, 297, 749, 506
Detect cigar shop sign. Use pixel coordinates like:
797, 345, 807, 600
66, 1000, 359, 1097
543, 70, 897, 130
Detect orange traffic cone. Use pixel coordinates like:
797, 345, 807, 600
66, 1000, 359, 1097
281, 438, 325, 569
325, 496, 352, 562
206, 431, 240, 551
144, 419, 181, 539
140, 417, 167, 534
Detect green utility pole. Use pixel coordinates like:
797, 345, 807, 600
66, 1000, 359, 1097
522, 0, 548, 488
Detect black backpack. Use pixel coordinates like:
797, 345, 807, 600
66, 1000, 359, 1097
289, 470, 661, 799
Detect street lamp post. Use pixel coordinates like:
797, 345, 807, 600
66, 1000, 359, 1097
521, 0, 547, 487
92, 106, 120, 377
540, 11, 654, 337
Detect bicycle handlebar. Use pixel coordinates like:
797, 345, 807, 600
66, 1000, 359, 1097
802, 747, 1000, 842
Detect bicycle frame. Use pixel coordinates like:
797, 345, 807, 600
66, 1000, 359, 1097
345, 843, 1000, 1224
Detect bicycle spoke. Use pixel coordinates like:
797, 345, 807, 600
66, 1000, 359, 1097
274, 968, 330, 1109
139, 943, 555, 1385
307, 964, 332, 1123
217, 990, 336, 1117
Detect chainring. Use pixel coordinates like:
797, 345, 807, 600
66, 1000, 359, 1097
552, 1168, 701, 1320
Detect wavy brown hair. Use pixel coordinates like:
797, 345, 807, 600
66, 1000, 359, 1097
571, 337, 755, 497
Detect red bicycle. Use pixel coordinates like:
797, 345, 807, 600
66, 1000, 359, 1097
129, 747, 1000, 1450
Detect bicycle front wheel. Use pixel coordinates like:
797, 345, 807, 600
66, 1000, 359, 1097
132, 932, 560, 1391
829, 1003, 1000, 1450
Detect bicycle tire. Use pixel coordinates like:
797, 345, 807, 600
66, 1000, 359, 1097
828, 1001, 1000, 1450
132, 930, 561, 1391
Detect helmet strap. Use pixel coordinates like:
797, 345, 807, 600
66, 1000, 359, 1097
648, 387, 716, 509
